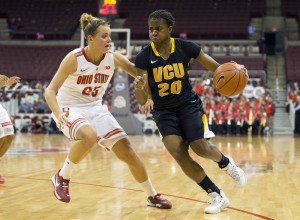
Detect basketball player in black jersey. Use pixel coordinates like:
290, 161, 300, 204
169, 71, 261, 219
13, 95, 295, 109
134, 10, 247, 214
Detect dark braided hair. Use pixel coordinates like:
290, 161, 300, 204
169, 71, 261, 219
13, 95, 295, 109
148, 10, 175, 28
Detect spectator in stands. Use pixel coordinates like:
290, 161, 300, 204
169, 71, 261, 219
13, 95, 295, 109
265, 96, 275, 135
19, 98, 33, 113
235, 109, 244, 135
32, 114, 45, 134
286, 89, 297, 112
224, 103, 236, 135
240, 109, 249, 135
10, 116, 17, 133
36, 32, 45, 40
179, 32, 187, 40
257, 106, 267, 135
294, 94, 300, 136
0, 74, 20, 184
212, 110, 226, 135
134, 10, 246, 214
36, 83, 46, 99
49, 118, 61, 134
202, 85, 215, 99
36, 98, 50, 113
244, 106, 258, 135
257, 37, 266, 54
10, 17, 17, 29
45, 13, 171, 208
193, 79, 204, 96
16, 17, 23, 30
217, 96, 230, 112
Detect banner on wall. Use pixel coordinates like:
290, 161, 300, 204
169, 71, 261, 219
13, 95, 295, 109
242, 85, 254, 98
253, 86, 265, 99
242, 85, 265, 98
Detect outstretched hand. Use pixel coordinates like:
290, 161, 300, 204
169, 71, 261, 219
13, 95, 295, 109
6, 76, 21, 86
0, 76, 20, 87
139, 99, 154, 117
133, 74, 147, 90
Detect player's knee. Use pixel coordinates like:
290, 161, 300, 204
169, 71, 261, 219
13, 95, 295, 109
81, 130, 97, 147
168, 147, 185, 162
5, 135, 14, 143
191, 140, 210, 158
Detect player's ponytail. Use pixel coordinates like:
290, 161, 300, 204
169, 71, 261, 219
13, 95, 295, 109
80, 13, 108, 40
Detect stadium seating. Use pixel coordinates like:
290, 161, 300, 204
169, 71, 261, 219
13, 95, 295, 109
285, 46, 300, 85
119, 0, 266, 39
0, 0, 97, 40
282, 0, 300, 18
0, 45, 76, 80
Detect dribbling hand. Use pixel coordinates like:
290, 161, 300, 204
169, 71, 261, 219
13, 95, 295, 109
133, 74, 147, 90
57, 111, 69, 130
230, 60, 248, 79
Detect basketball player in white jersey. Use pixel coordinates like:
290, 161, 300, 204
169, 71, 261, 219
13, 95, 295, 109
0, 74, 20, 184
44, 13, 171, 209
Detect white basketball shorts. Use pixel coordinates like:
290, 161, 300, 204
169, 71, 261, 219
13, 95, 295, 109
0, 104, 14, 138
52, 101, 127, 150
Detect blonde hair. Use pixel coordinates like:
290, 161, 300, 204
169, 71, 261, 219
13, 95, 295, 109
80, 13, 108, 39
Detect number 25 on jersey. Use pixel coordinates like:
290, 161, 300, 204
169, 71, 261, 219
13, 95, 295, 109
82, 86, 102, 97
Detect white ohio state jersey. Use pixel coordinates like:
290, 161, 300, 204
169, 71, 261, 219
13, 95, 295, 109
56, 48, 114, 106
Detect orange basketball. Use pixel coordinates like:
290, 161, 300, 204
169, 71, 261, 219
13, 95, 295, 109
213, 61, 248, 96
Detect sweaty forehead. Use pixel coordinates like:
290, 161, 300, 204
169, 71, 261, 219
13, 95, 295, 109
148, 18, 168, 27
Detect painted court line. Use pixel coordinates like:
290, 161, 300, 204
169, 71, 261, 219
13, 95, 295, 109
4, 176, 274, 220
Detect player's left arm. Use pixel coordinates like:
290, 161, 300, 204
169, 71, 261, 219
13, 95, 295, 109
0, 75, 20, 87
195, 50, 220, 73
113, 52, 137, 78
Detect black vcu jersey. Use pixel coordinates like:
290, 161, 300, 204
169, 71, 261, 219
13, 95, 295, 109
135, 38, 215, 142
135, 38, 201, 110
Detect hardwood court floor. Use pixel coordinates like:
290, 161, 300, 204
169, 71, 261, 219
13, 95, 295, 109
0, 134, 299, 220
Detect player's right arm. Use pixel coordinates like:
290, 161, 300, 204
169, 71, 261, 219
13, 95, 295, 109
134, 68, 148, 105
134, 49, 152, 105
45, 52, 77, 129
195, 50, 220, 73
134, 68, 154, 116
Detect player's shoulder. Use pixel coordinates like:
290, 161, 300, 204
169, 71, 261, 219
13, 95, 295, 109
174, 38, 198, 46
70, 47, 83, 55
174, 38, 184, 43
106, 50, 114, 59
174, 38, 187, 45
136, 44, 151, 60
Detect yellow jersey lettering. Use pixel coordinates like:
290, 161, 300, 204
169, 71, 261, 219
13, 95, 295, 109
163, 65, 174, 80
153, 67, 163, 82
158, 83, 169, 97
171, 80, 182, 94
178, 63, 185, 78
173, 63, 185, 78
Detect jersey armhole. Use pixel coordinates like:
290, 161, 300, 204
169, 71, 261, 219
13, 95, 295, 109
70, 50, 81, 74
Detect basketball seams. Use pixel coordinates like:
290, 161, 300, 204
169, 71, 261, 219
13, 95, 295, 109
243, 70, 248, 85
215, 70, 237, 92
214, 69, 234, 78
213, 62, 247, 96
229, 70, 241, 96
213, 63, 239, 78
